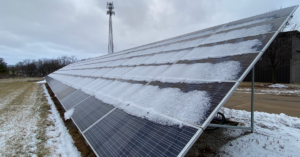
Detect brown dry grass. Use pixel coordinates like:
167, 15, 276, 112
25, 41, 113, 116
0, 78, 52, 156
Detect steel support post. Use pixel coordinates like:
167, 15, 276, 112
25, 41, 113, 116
251, 67, 255, 133
207, 67, 255, 132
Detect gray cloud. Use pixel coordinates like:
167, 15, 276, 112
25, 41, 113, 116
0, 0, 299, 64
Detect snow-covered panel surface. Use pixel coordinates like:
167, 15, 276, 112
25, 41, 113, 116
46, 6, 298, 157
50, 6, 297, 127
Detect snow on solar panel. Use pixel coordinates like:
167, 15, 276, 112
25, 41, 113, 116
46, 6, 298, 157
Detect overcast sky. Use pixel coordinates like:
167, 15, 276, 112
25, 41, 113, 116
0, 0, 299, 65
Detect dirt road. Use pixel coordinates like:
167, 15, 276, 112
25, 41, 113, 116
224, 82, 300, 118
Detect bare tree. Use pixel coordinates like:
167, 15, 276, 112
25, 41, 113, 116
12, 56, 79, 77
259, 30, 300, 84
257, 11, 300, 84
0, 58, 8, 73
281, 15, 300, 32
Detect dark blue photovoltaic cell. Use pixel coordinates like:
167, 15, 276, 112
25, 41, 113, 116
71, 96, 114, 132
52, 84, 69, 94
84, 109, 198, 157
56, 87, 77, 100
50, 82, 65, 92
47, 79, 61, 89
60, 90, 90, 110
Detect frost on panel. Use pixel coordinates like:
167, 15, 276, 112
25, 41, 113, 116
125, 85, 211, 125
81, 79, 113, 95
182, 39, 261, 61
122, 65, 170, 81
222, 17, 274, 31
94, 80, 144, 107
121, 56, 150, 66
92, 68, 113, 77
103, 67, 134, 79
202, 24, 272, 44
157, 61, 241, 83
92, 80, 211, 126
72, 78, 95, 89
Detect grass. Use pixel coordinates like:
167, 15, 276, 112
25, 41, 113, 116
0, 78, 52, 156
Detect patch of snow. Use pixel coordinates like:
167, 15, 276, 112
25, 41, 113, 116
143, 49, 190, 64
121, 65, 170, 81
93, 80, 211, 126
236, 88, 300, 95
53, 60, 241, 84
182, 40, 260, 61
222, 17, 274, 31
64, 108, 74, 120
42, 85, 81, 157
36, 80, 46, 84
157, 61, 241, 83
219, 108, 300, 157
202, 24, 272, 44
268, 84, 288, 88
54, 38, 260, 71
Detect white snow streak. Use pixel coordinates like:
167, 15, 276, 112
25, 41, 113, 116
268, 84, 288, 88
43, 85, 81, 157
64, 108, 74, 120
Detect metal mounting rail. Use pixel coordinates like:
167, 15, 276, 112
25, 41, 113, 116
207, 67, 255, 132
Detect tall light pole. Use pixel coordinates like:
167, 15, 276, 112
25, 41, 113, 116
107, 2, 115, 54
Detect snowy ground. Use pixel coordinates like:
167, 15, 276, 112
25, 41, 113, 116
216, 83, 300, 156
236, 83, 300, 96
218, 107, 300, 157
1, 79, 299, 156
0, 78, 79, 156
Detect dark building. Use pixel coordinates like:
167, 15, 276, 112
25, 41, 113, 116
244, 30, 300, 83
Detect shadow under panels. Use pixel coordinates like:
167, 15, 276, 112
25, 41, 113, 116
84, 109, 198, 157
60, 90, 90, 110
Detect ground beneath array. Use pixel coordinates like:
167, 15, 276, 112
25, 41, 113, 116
0, 78, 80, 156
0, 78, 299, 156
187, 82, 300, 156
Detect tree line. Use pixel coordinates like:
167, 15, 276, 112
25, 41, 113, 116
0, 56, 78, 77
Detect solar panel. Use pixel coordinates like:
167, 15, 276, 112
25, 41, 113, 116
83, 109, 198, 157
45, 6, 298, 157
60, 90, 90, 110
71, 96, 115, 132
56, 87, 77, 100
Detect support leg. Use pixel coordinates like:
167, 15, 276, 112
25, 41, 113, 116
251, 67, 255, 133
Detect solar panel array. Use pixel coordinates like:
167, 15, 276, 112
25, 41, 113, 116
46, 6, 297, 157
